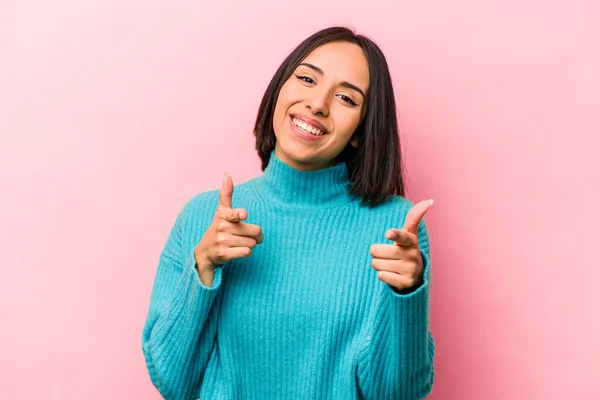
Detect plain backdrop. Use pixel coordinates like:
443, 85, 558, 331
1, 0, 599, 399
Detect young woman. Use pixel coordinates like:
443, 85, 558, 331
142, 26, 435, 400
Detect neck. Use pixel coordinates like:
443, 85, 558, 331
254, 150, 354, 208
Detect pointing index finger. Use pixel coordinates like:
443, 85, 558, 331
219, 172, 234, 209
403, 199, 434, 235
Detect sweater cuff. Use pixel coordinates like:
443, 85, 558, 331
146, 251, 223, 386
385, 249, 432, 390
185, 249, 223, 290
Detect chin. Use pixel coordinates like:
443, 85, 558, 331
279, 141, 311, 161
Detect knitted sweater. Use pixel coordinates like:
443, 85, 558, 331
142, 150, 435, 400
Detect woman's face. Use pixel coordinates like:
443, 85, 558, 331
272, 41, 370, 171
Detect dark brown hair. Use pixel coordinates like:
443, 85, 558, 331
254, 26, 405, 207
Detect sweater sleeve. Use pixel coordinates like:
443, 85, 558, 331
141, 200, 224, 400
356, 218, 435, 400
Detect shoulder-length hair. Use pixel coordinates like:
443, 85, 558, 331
254, 26, 405, 207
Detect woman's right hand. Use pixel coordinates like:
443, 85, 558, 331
194, 172, 263, 278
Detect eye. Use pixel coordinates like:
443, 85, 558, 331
337, 94, 358, 106
295, 75, 315, 84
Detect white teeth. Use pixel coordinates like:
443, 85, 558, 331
293, 118, 324, 135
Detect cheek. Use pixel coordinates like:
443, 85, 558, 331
273, 84, 294, 136
274, 81, 296, 112
335, 109, 362, 136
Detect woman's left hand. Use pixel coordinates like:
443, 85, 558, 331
369, 199, 434, 292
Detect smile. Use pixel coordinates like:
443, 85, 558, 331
291, 117, 326, 136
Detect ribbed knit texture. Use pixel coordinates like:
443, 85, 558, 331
142, 150, 435, 400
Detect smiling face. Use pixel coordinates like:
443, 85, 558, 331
272, 41, 370, 171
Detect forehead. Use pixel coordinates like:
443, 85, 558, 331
300, 41, 370, 89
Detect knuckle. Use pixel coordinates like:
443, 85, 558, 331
403, 274, 415, 287
216, 232, 227, 244
216, 245, 226, 259
409, 254, 418, 265
217, 220, 228, 231
409, 260, 419, 272
394, 247, 404, 258
243, 248, 252, 257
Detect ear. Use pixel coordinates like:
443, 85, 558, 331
349, 136, 359, 148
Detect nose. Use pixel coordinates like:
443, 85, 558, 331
306, 88, 330, 117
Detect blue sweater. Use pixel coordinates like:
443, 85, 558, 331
142, 150, 435, 399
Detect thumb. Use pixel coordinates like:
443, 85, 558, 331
218, 172, 234, 209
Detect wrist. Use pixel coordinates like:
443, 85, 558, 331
194, 245, 215, 273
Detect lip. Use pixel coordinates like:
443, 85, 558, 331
290, 113, 328, 135
289, 116, 325, 141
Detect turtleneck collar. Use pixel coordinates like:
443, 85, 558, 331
253, 150, 354, 208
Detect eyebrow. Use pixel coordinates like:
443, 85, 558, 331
298, 62, 366, 99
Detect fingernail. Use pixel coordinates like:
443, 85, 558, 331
429, 199, 434, 206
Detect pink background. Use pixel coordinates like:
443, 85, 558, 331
1, 0, 599, 398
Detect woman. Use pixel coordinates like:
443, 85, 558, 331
142, 26, 435, 400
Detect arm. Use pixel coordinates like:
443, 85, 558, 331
357, 218, 435, 399
141, 200, 223, 400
